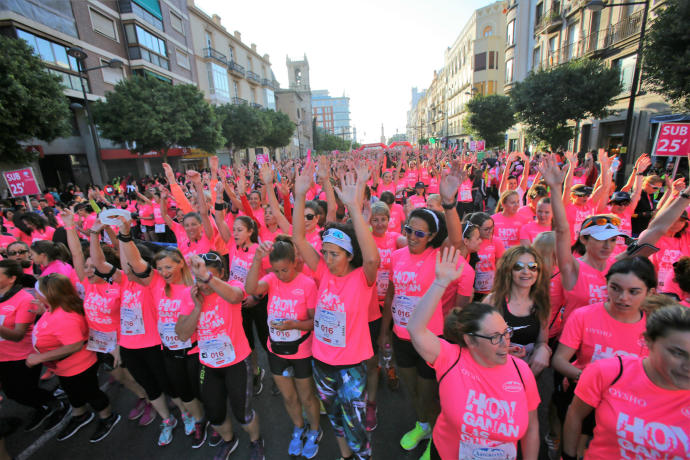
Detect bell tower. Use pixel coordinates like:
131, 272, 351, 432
286, 54, 310, 92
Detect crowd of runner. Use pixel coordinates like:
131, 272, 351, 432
0, 147, 688, 460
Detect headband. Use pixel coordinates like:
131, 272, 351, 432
322, 228, 354, 254
34, 280, 43, 298
422, 208, 440, 232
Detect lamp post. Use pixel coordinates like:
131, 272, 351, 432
585, 0, 650, 187
66, 47, 123, 185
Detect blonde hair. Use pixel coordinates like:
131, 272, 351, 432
153, 248, 194, 297
532, 231, 556, 277
39, 273, 84, 315
370, 201, 390, 218
495, 190, 519, 214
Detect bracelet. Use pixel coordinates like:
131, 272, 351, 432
64, 225, 75, 230
441, 202, 456, 210
214, 202, 226, 211
117, 233, 132, 242
199, 272, 213, 284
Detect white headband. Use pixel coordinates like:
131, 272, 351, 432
422, 208, 440, 232
322, 228, 354, 254
34, 280, 43, 298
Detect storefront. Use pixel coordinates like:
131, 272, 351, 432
101, 147, 189, 179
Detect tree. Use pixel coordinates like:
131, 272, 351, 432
259, 109, 295, 157
314, 127, 350, 152
0, 35, 71, 164
418, 137, 429, 146
92, 77, 224, 162
511, 58, 621, 150
464, 95, 515, 148
387, 133, 408, 144
643, 0, 690, 110
216, 103, 266, 152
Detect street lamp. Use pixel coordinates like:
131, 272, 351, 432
585, 0, 650, 186
66, 47, 123, 185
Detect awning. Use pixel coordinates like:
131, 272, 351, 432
101, 147, 189, 160
650, 114, 690, 123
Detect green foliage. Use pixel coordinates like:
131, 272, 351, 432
92, 77, 223, 161
259, 109, 295, 154
643, 0, 690, 110
216, 103, 266, 150
314, 127, 350, 152
387, 133, 408, 144
511, 58, 622, 149
418, 137, 429, 146
464, 95, 514, 148
0, 35, 71, 164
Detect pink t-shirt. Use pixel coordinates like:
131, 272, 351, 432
377, 181, 397, 197
19, 226, 55, 245
427, 176, 439, 194
180, 289, 250, 368
170, 221, 216, 259
32, 307, 97, 377
561, 258, 612, 326
431, 340, 540, 460
119, 274, 161, 349
491, 212, 522, 249
152, 204, 165, 225
262, 272, 317, 359
474, 237, 506, 293
82, 279, 121, 333
228, 243, 259, 288
565, 202, 595, 244
312, 260, 374, 366
0, 289, 36, 361
139, 204, 154, 225
408, 194, 426, 209
373, 232, 401, 301
458, 179, 473, 203
519, 222, 551, 243
388, 204, 405, 233
559, 302, 648, 369
650, 233, 690, 291
548, 272, 566, 339
154, 280, 197, 350
576, 356, 690, 460
516, 206, 535, 224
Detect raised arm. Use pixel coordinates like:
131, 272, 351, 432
213, 181, 232, 243
116, 217, 153, 285
637, 182, 690, 247
244, 242, 272, 297
499, 153, 516, 194
162, 163, 193, 214
292, 163, 320, 272
439, 159, 464, 250
62, 208, 86, 281
260, 165, 291, 233
188, 170, 214, 240
562, 151, 577, 202
318, 156, 338, 223
517, 152, 530, 191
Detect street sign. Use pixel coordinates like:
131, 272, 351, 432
652, 123, 690, 157
3, 167, 40, 197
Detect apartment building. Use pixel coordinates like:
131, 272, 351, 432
312, 90, 351, 140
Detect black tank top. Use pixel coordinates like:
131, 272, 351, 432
502, 298, 541, 356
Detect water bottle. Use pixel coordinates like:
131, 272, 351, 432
382, 343, 393, 369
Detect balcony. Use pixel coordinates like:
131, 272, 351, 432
251, 102, 262, 109
246, 70, 261, 84
232, 97, 247, 105
506, 0, 518, 12
228, 61, 245, 77
203, 47, 227, 66
603, 10, 643, 47
261, 78, 275, 89
534, 4, 563, 33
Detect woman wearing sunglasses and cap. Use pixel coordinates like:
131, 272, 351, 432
379, 162, 470, 456
407, 247, 541, 460
292, 163, 379, 460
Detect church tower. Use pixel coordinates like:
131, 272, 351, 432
286, 55, 310, 92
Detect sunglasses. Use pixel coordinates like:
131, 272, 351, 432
581, 215, 621, 230
404, 225, 432, 238
513, 261, 539, 272
469, 327, 514, 345
7, 249, 29, 257
304, 214, 316, 221
200, 253, 222, 263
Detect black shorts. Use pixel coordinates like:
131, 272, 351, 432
200, 358, 254, 426
369, 317, 382, 355
120, 345, 169, 401
267, 353, 313, 379
393, 334, 435, 379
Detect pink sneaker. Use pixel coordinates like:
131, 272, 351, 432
365, 401, 377, 432
128, 398, 147, 421
138, 403, 155, 426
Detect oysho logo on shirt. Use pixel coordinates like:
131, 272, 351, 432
608, 388, 648, 407
292, 289, 304, 296
585, 327, 612, 338
502, 381, 522, 393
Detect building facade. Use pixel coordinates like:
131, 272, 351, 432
312, 90, 351, 140
406, 87, 426, 144
275, 56, 313, 159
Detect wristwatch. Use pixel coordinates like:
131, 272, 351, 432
681, 191, 690, 200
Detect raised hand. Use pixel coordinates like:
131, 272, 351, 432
61, 207, 75, 228
254, 241, 273, 260
191, 284, 204, 307
91, 218, 106, 234
260, 163, 274, 185
188, 255, 208, 280
435, 246, 464, 286
117, 215, 131, 234
186, 169, 202, 184
294, 162, 315, 197
334, 171, 361, 209
538, 155, 566, 187
317, 156, 330, 183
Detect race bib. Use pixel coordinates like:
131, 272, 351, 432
474, 270, 495, 292
459, 440, 516, 460
120, 305, 145, 336
392, 295, 419, 328
154, 223, 166, 233
230, 265, 248, 284
314, 308, 346, 348
460, 189, 472, 201
0, 315, 5, 342
199, 333, 235, 367
268, 318, 301, 342
86, 329, 117, 353
158, 321, 191, 350
376, 270, 390, 298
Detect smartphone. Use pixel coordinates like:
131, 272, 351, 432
626, 242, 660, 258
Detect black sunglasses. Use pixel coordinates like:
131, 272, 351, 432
512, 261, 539, 272
7, 249, 29, 257
404, 225, 432, 238
304, 214, 316, 221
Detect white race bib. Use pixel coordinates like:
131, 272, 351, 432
268, 318, 301, 342
392, 295, 419, 328
86, 329, 117, 353
120, 305, 145, 336
460, 188, 472, 201
199, 333, 235, 367
314, 308, 346, 348
474, 270, 494, 292
376, 270, 390, 298
154, 223, 166, 233
0, 315, 6, 342
158, 321, 191, 350
230, 265, 248, 284
458, 440, 516, 460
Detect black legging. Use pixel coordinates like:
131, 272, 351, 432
161, 347, 200, 403
241, 296, 269, 352
199, 357, 254, 426
0, 360, 53, 409
120, 345, 169, 401
59, 362, 109, 411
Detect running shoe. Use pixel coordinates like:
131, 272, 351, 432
181, 411, 195, 435
26, 405, 53, 432
128, 398, 147, 421
208, 427, 223, 447
365, 401, 377, 432
192, 420, 208, 448
387, 366, 400, 391
288, 425, 305, 456
545, 434, 561, 460
57, 412, 95, 441
302, 427, 323, 459
157, 416, 177, 446
253, 367, 265, 396
52, 386, 65, 398
249, 437, 265, 460
89, 413, 121, 443
319, 400, 326, 415
213, 436, 239, 460
419, 439, 431, 460
43, 401, 70, 431
400, 421, 432, 451
138, 403, 155, 426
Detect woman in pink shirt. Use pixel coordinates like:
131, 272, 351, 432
407, 247, 540, 460
245, 238, 322, 458
519, 197, 552, 245
29, 274, 120, 443
30, 240, 79, 288
293, 164, 380, 460
407, 182, 427, 211
16, 213, 55, 245
468, 212, 505, 296
379, 191, 406, 233
492, 190, 523, 249
563, 304, 690, 460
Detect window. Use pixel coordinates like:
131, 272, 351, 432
483, 26, 493, 37
207, 62, 230, 101
175, 49, 189, 69
233, 81, 239, 97
506, 20, 515, 46
100, 59, 124, 84
125, 24, 169, 69
474, 52, 487, 71
90, 9, 117, 41
549, 36, 557, 52
536, 2, 543, 23
132, 68, 171, 83
128, 0, 163, 30
170, 11, 184, 34
247, 56, 252, 72
506, 58, 514, 82
489, 51, 498, 69
228, 47, 235, 62
533, 46, 542, 67
613, 54, 637, 93
205, 32, 212, 48
567, 23, 579, 60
